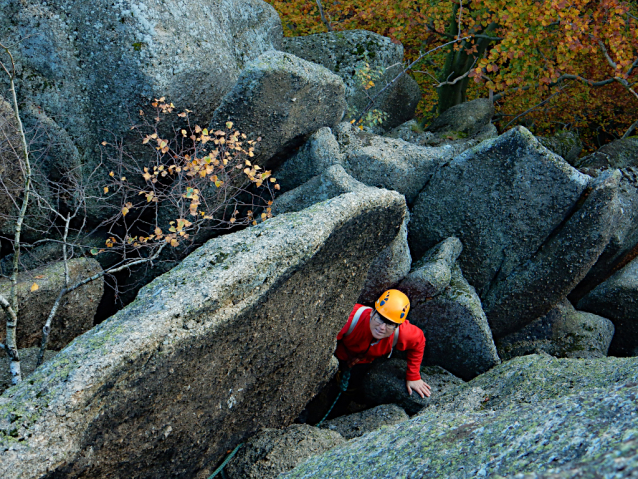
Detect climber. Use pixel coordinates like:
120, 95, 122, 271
335, 289, 431, 398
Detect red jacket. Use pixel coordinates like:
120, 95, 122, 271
335, 304, 426, 381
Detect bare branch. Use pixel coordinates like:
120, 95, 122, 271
622, 119, 638, 139
502, 84, 570, 129
315, 0, 332, 32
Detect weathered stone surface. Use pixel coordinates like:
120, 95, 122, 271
496, 299, 615, 360
578, 255, 638, 356
409, 126, 591, 295
575, 137, 638, 170
571, 167, 638, 301
320, 404, 408, 440
282, 355, 638, 479
225, 424, 344, 479
408, 263, 500, 380
0, 258, 103, 350
210, 51, 346, 170
0, 348, 56, 395
272, 165, 367, 215
387, 119, 498, 149
362, 358, 464, 415
0, 0, 282, 219
281, 30, 421, 132
334, 122, 458, 204
538, 130, 583, 165
0, 189, 406, 478
398, 237, 462, 302
426, 98, 494, 138
358, 215, 411, 304
483, 170, 621, 336
275, 128, 344, 193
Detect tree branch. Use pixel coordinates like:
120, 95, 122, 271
315, 0, 332, 32
622, 119, 638, 139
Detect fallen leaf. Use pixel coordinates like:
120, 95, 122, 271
31, 283, 39, 292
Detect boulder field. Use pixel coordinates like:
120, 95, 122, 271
0, 189, 406, 478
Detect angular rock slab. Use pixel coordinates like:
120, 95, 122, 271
282, 355, 638, 479
334, 122, 458, 204
426, 98, 494, 138
483, 170, 621, 336
398, 236, 462, 302
538, 130, 583, 165
496, 299, 615, 361
211, 50, 346, 170
358, 215, 411, 305
272, 164, 368, 215
281, 30, 421, 132
320, 404, 408, 440
225, 424, 344, 479
408, 264, 500, 380
362, 358, 464, 415
578, 255, 638, 356
575, 137, 638, 170
0, 258, 103, 350
409, 126, 590, 295
274, 127, 345, 193
0, 189, 406, 478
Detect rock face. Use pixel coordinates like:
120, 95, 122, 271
496, 299, 615, 360
410, 126, 591, 295
483, 170, 621, 336
362, 358, 464, 414
333, 122, 457, 204
426, 98, 494, 138
387, 118, 498, 148
320, 404, 409, 440
0, 258, 103, 350
225, 424, 344, 479
282, 355, 638, 479
0, 0, 282, 209
358, 216, 411, 305
275, 128, 344, 193
578, 255, 638, 356
408, 264, 501, 380
0, 189, 406, 478
398, 237, 462, 302
538, 130, 583, 165
571, 167, 638, 301
281, 30, 421, 131
0, 96, 23, 230
272, 164, 368, 215
575, 137, 638, 170
210, 50, 346, 170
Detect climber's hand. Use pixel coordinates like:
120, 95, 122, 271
406, 379, 431, 398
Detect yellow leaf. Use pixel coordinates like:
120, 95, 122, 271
103, 187, 109, 193
101, 141, 107, 146
226, 121, 233, 129
170, 238, 179, 247
31, 283, 39, 292
34, 275, 44, 279
122, 206, 129, 216
109, 171, 115, 177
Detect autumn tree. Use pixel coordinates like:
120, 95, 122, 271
268, 0, 638, 148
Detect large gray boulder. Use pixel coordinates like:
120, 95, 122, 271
320, 404, 409, 440
575, 137, 638, 170
426, 98, 494, 138
0, 258, 103, 350
578, 255, 638, 356
398, 237, 462, 302
210, 50, 346, 170
362, 358, 464, 415
358, 215, 411, 305
387, 118, 498, 149
0, 96, 23, 230
281, 30, 421, 132
0, 188, 406, 478
408, 263, 501, 380
0, 348, 57, 395
482, 170, 621, 336
225, 424, 344, 479
409, 126, 591, 295
272, 164, 368, 215
496, 299, 615, 360
282, 355, 638, 479
275, 128, 345, 193
0, 0, 282, 216
333, 122, 458, 204
571, 167, 638, 301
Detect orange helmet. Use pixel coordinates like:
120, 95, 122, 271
375, 289, 410, 325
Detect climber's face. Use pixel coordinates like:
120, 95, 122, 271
369, 310, 396, 340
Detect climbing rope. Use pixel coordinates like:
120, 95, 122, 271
316, 368, 350, 426
207, 442, 244, 479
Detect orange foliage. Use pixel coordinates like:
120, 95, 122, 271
267, 0, 637, 151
